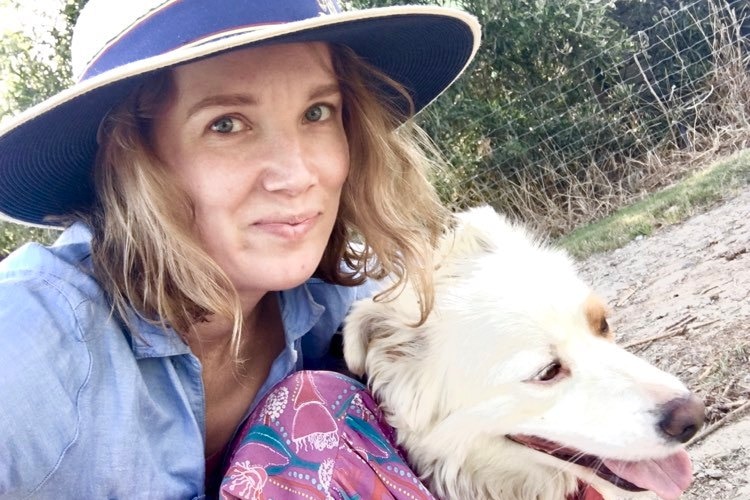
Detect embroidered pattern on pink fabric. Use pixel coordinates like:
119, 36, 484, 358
220, 370, 435, 500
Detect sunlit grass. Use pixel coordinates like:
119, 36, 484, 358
558, 150, 750, 259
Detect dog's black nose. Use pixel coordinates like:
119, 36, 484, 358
658, 394, 705, 443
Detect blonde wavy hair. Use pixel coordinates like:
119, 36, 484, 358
86, 43, 450, 357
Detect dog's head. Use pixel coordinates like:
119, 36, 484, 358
343, 206, 704, 500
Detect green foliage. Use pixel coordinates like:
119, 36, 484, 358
0, 0, 85, 257
349, 0, 732, 221
0, 221, 58, 260
609, 0, 718, 141
351, 0, 636, 212
0, 31, 62, 115
612, 0, 716, 99
0, 0, 85, 117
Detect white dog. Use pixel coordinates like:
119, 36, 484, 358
343, 206, 704, 500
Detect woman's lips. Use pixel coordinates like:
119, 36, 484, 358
252, 213, 320, 239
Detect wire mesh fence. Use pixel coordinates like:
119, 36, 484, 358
432, 0, 750, 235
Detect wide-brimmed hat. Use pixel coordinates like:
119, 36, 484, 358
0, 0, 480, 227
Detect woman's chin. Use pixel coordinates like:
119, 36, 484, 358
231, 252, 324, 294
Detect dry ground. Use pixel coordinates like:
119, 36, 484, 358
578, 186, 750, 499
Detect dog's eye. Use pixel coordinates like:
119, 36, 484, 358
535, 361, 563, 382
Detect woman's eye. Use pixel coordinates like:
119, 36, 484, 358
209, 116, 245, 134
304, 104, 333, 123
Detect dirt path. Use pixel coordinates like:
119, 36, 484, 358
578, 186, 750, 499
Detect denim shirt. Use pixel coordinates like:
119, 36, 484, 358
0, 224, 377, 499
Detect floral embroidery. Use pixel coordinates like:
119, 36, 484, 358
261, 386, 288, 421
318, 458, 334, 491
223, 461, 268, 499
220, 371, 435, 500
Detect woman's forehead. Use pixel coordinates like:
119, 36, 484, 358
172, 41, 335, 87
161, 42, 340, 119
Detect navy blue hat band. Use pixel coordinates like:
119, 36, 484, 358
81, 0, 342, 81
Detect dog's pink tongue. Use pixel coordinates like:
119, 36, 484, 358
603, 449, 692, 500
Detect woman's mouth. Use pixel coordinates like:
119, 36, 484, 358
252, 213, 320, 239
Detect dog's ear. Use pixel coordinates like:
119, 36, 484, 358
441, 205, 503, 261
344, 299, 427, 380
342, 301, 384, 377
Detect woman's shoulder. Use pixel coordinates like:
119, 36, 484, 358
0, 226, 106, 346
0, 227, 167, 496
0, 230, 100, 495
0, 223, 99, 297
0, 225, 105, 436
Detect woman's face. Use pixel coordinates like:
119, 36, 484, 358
152, 42, 349, 298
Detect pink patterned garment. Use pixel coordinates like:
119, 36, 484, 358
220, 370, 435, 500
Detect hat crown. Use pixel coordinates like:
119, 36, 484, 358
72, 0, 168, 80
71, 0, 342, 82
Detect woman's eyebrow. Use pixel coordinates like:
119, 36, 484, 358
308, 82, 341, 101
186, 82, 341, 118
186, 94, 258, 118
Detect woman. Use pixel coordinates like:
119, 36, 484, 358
0, 0, 479, 498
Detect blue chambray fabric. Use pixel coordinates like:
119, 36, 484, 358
0, 223, 377, 499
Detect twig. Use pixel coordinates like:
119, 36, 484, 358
621, 316, 696, 348
699, 280, 731, 294
664, 315, 697, 332
622, 328, 685, 348
617, 287, 640, 307
688, 399, 750, 447
725, 399, 748, 410
691, 319, 720, 331
697, 364, 715, 383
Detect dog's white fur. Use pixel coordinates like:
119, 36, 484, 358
343, 206, 701, 500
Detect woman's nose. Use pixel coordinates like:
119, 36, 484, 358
260, 134, 318, 195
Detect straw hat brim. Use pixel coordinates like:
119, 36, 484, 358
0, 6, 480, 227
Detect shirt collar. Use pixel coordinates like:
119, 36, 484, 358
125, 311, 193, 359
53, 221, 93, 247
278, 283, 325, 345
128, 283, 325, 359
